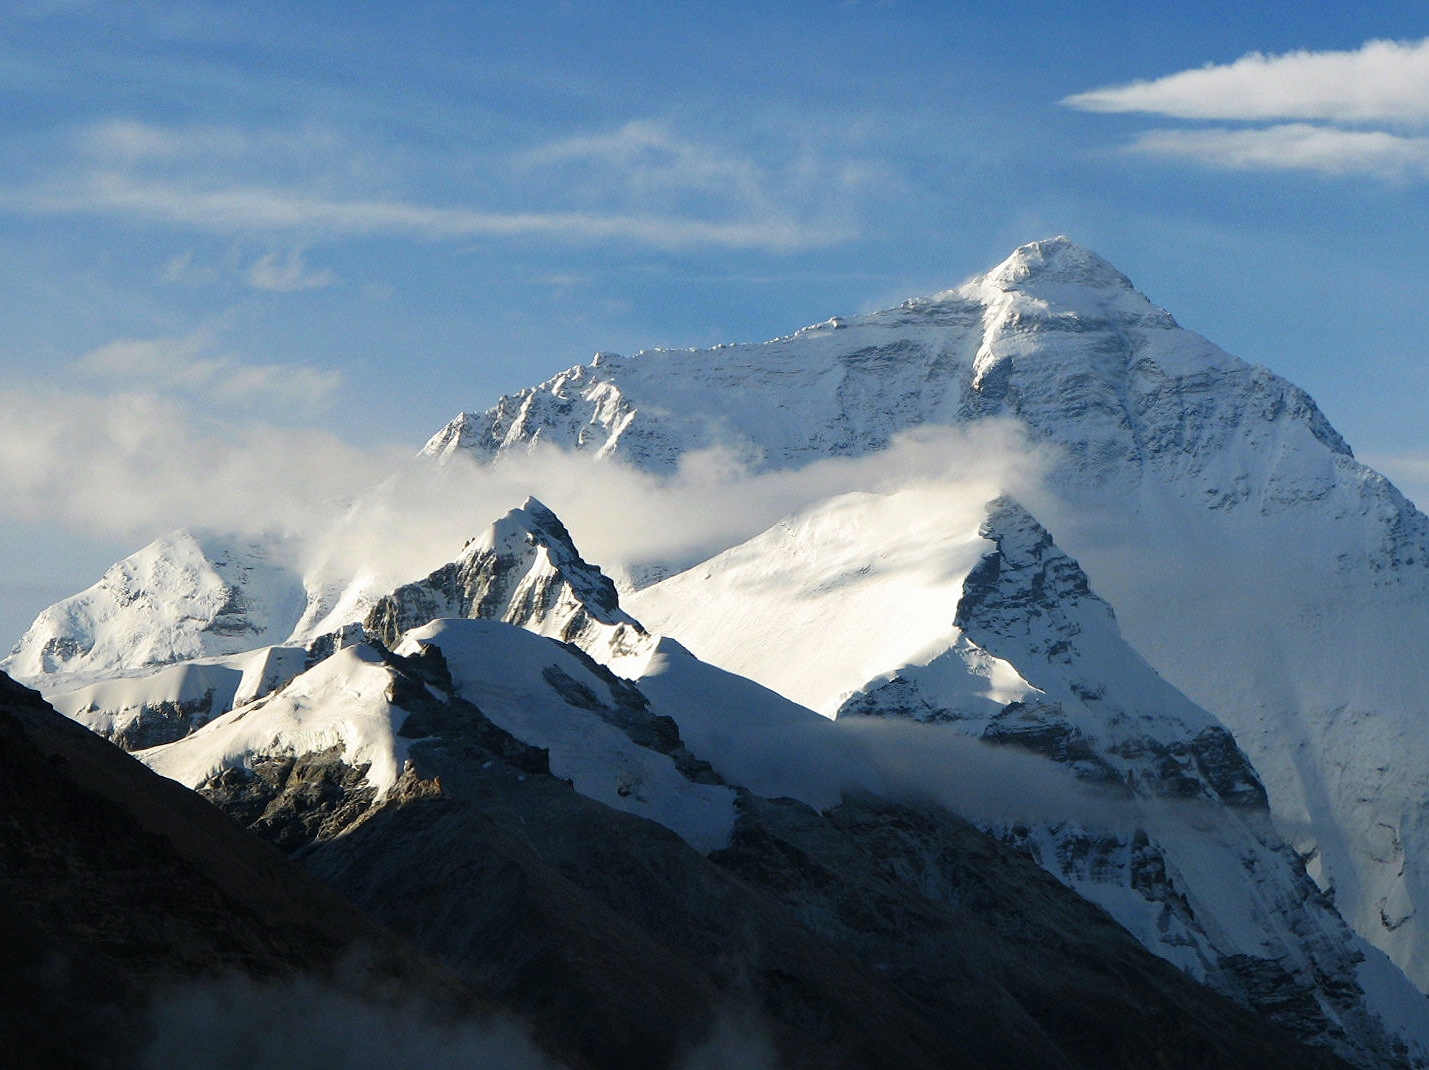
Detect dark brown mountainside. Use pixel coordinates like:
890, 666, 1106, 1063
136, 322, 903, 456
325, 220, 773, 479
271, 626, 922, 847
0, 672, 562, 1070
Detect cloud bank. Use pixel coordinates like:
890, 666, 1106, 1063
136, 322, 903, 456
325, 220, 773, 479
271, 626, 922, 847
0, 387, 387, 540
1065, 38, 1429, 179
298, 421, 1054, 606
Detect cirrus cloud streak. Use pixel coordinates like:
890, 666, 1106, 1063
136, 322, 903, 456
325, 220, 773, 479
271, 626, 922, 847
11, 172, 845, 253
1126, 123, 1429, 180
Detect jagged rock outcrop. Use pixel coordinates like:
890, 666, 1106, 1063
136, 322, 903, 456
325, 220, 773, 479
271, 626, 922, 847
364, 497, 651, 670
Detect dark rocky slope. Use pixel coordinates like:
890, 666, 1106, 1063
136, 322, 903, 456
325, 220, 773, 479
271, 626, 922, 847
203, 641, 1358, 1070
0, 672, 564, 1070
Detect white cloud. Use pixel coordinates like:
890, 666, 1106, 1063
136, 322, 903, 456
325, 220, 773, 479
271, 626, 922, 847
0, 387, 390, 540
515, 120, 866, 248
298, 422, 1054, 607
161, 250, 222, 286
517, 120, 773, 209
1064, 38, 1429, 123
1126, 123, 1429, 179
1065, 38, 1429, 181
75, 118, 347, 170
247, 248, 338, 291
76, 328, 342, 411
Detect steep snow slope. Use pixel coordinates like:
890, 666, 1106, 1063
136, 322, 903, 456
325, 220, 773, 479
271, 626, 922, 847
436, 236, 1429, 993
627, 488, 1022, 717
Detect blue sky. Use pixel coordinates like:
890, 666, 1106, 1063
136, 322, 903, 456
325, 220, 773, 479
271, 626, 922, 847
3, 0, 1429, 641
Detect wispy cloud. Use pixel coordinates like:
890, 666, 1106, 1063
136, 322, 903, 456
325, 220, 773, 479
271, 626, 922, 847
247, 248, 338, 291
4, 118, 857, 253
1065, 38, 1429, 123
517, 120, 776, 213
13, 171, 841, 253
76, 328, 342, 411
1065, 38, 1429, 180
1127, 123, 1429, 179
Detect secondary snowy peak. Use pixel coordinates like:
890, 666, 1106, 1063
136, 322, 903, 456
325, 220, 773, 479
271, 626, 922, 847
364, 497, 651, 671
3, 530, 307, 690
943, 497, 1252, 788
625, 485, 1001, 718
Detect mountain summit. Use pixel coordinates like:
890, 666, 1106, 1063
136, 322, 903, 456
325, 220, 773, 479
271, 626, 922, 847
421, 239, 1429, 999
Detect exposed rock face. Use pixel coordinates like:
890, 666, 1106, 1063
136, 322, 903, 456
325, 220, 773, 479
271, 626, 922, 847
714, 791, 1356, 1070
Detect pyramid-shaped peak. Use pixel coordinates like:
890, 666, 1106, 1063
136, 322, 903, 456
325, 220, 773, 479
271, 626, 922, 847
981, 237, 1134, 293
516, 496, 556, 521
481, 496, 574, 556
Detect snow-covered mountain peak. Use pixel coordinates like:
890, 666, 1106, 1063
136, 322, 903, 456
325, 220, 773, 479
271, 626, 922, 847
978, 236, 1134, 293
420, 409, 480, 461
475, 495, 570, 555
957, 495, 1111, 643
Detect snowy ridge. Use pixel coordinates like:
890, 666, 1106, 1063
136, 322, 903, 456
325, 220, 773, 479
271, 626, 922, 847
142, 644, 415, 799
46, 643, 308, 749
141, 622, 740, 855
396, 619, 738, 852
